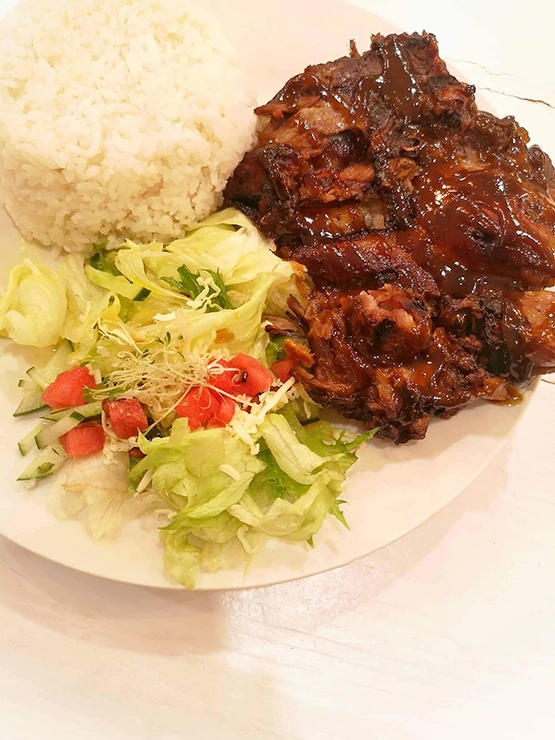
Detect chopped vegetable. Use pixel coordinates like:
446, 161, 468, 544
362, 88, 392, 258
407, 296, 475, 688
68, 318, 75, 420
35, 412, 85, 449
209, 353, 273, 397
60, 425, 106, 458
43, 400, 102, 422
14, 382, 48, 417
18, 421, 50, 456
42, 367, 96, 409
230, 353, 273, 396
265, 335, 288, 365
271, 358, 296, 382
208, 359, 239, 394
17, 443, 67, 481
174, 386, 221, 430
133, 288, 151, 302
5, 208, 373, 588
0, 262, 67, 347
208, 395, 237, 428
49, 452, 160, 540
26, 366, 49, 391
104, 398, 149, 439
162, 265, 233, 312
137, 409, 370, 587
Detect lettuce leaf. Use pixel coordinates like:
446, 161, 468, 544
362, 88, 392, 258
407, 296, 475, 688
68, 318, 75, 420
57, 255, 111, 355
85, 264, 142, 301
0, 262, 67, 347
49, 452, 160, 540
133, 421, 265, 517
0, 254, 111, 355
161, 529, 202, 590
136, 406, 370, 587
259, 413, 336, 484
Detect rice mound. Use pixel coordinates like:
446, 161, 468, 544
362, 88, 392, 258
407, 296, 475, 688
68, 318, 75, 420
0, 0, 256, 252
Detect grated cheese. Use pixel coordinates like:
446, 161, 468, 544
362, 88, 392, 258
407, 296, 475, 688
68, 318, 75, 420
219, 464, 241, 481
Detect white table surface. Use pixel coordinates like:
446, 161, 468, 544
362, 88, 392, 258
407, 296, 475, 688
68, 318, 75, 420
1, 0, 555, 738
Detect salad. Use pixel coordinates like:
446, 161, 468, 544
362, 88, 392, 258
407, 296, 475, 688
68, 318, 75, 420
0, 209, 371, 587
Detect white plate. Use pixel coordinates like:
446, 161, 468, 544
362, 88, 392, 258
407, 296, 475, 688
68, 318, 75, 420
0, 0, 532, 589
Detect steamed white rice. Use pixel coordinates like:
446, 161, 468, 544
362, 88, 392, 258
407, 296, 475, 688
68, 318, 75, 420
0, 0, 256, 252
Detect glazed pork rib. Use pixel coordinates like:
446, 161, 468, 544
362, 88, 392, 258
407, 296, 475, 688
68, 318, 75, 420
225, 32, 555, 442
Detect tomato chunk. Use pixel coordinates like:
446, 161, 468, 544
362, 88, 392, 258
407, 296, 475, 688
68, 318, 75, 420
271, 358, 296, 382
42, 366, 96, 409
61, 425, 105, 458
209, 354, 273, 398
208, 360, 239, 394
208, 395, 237, 428
231, 353, 273, 396
175, 386, 221, 430
104, 398, 149, 439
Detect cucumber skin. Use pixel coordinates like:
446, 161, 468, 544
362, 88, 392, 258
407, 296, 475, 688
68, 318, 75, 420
14, 339, 74, 417
42, 401, 103, 422
17, 443, 67, 481
18, 421, 51, 456
14, 387, 48, 417
35, 414, 84, 450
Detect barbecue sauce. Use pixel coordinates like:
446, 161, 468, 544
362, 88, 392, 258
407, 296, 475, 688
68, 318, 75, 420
225, 32, 555, 441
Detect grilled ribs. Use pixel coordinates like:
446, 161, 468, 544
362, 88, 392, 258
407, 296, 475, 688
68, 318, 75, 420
225, 32, 555, 442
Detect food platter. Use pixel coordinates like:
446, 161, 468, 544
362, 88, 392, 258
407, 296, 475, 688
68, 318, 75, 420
0, 0, 536, 589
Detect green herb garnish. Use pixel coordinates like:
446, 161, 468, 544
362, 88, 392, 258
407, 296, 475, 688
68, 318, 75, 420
162, 265, 233, 312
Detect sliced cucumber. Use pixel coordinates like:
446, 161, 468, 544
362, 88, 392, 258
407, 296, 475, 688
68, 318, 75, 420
14, 340, 74, 417
133, 287, 151, 301
26, 366, 48, 391
13, 383, 48, 417
42, 400, 103, 422
26, 341, 74, 391
18, 421, 52, 456
35, 412, 85, 449
41, 340, 73, 382
17, 443, 67, 481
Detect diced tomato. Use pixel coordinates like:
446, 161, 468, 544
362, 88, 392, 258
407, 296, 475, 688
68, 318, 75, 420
208, 395, 237, 428
209, 354, 273, 398
271, 358, 296, 382
175, 386, 221, 430
104, 398, 149, 439
60, 425, 105, 458
231, 353, 273, 396
208, 360, 239, 394
41, 366, 96, 409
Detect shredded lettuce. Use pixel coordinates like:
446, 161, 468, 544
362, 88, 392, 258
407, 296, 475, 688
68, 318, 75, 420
135, 409, 370, 587
259, 413, 336, 484
132, 422, 265, 517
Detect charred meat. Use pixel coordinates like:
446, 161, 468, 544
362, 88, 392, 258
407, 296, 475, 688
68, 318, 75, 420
226, 32, 555, 442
